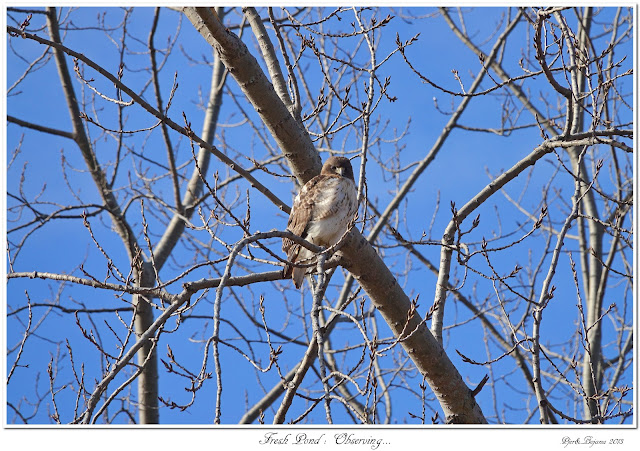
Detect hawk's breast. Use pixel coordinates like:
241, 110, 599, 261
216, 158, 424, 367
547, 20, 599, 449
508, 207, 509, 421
305, 177, 357, 247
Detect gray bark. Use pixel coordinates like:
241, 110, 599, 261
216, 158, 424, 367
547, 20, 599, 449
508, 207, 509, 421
184, 6, 487, 424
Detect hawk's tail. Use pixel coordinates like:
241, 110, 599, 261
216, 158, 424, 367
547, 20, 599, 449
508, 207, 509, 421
291, 267, 305, 289
283, 244, 306, 288
283, 262, 305, 289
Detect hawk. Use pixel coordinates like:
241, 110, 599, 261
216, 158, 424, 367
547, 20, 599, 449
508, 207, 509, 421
282, 156, 358, 288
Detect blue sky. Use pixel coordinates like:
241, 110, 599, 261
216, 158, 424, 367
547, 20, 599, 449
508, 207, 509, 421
5, 5, 635, 429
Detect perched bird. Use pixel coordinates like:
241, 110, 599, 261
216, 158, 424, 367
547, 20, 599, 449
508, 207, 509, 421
282, 156, 358, 288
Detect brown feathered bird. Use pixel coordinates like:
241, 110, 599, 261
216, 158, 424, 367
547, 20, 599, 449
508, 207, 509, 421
282, 156, 358, 288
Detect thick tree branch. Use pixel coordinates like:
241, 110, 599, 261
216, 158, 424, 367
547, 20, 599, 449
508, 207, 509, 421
6, 23, 290, 216
183, 7, 322, 185
45, 7, 139, 261
184, 7, 488, 423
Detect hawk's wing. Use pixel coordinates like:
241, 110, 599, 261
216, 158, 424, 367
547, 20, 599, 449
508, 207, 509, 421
282, 174, 327, 259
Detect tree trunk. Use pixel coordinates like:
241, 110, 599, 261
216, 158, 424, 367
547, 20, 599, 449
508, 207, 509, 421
184, 6, 487, 424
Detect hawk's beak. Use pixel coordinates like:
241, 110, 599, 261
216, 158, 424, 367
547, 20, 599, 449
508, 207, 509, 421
335, 167, 345, 176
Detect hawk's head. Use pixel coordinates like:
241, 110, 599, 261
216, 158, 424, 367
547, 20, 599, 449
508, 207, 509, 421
321, 156, 355, 182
